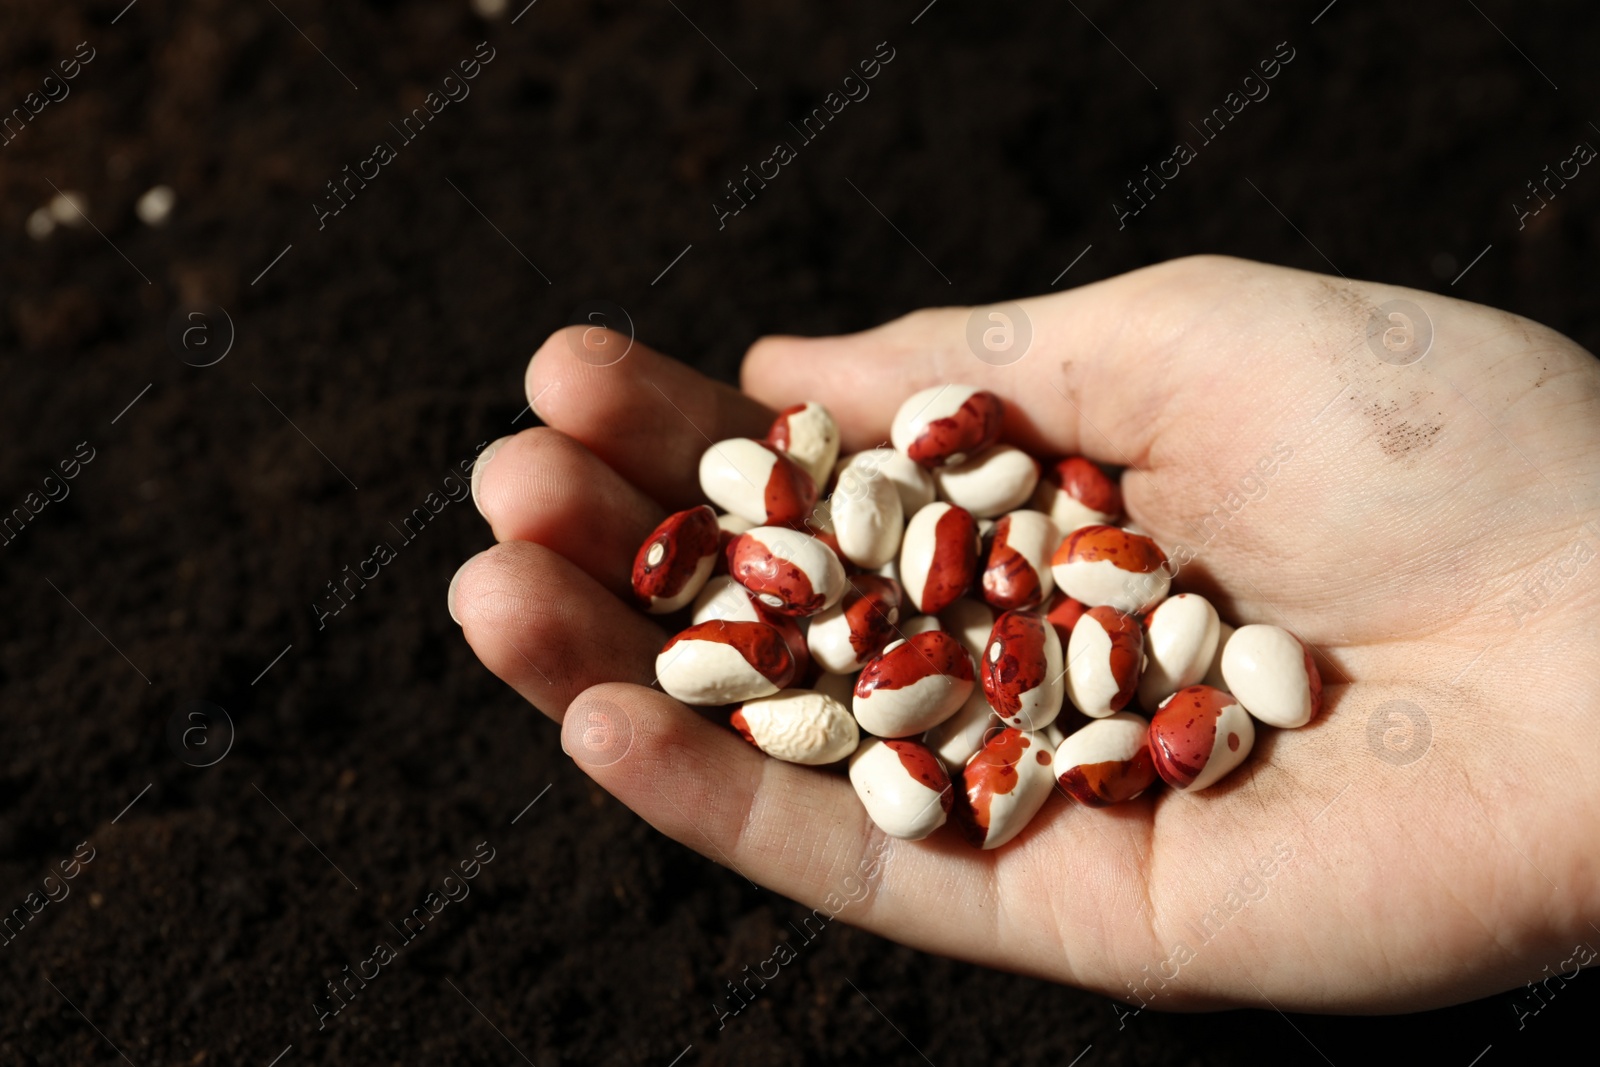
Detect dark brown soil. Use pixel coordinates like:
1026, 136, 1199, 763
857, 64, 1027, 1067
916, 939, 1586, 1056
2, 1, 1596, 1063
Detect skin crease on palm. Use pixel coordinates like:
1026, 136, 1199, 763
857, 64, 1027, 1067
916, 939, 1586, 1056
450, 255, 1600, 1013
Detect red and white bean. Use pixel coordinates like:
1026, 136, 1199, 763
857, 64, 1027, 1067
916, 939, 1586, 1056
853, 631, 975, 738
890, 385, 1005, 468
1135, 593, 1221, 711
953, 727, 1056, 849
631, 505, 721, 614
899, 501, 979, 615
731, 688, 858, 765
658, 619, 797, 705
1050, 523, 1171, 614
1032, 456, 1122, 533
849, 737, 953, 839
979, 510, 1057, 610
1218, 624, 1323, 729
1149, 685, 1255, 792
980, 610, 1065, 731
806, 575, 904, 674
766, 401, 840, 488
1066, 605, 1145, 718
698, 438, 818, 526
726, 526, 847, 617
1053, 713, 1157, 806
934, 444, 1039, 519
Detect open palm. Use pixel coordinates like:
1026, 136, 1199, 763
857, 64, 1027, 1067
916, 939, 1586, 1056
452, 256, 1600, 1012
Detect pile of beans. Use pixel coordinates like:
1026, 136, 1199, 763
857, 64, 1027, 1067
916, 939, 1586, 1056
633, 387, 1322, 849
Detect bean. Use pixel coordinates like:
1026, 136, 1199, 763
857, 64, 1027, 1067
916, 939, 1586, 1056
1065, 605, 1145, 718
1050, 523, 1171, 614
1043, 589, 1089, 648
952, 727, 1056, 849
1053, 713, 1157, 806
923, 686, 1002, 767
831, 461, 905, 568
979, 509, 1057, 610
933, 444, 1040, 518
981, 609, 1065, 731
807, 575, 904, 674
726, 526, 847, 617
935, 597, 995, 664
1219, 623, 1322, 728
699, 438, 818, 525
1135, 593, 1221, 711
1032, 456, 1122, 533
658, 619, 797, 706
890, 385, 1004, 468
732, 688, 858, 765
1149, 685, 1255, 792
766, 401, 840, 488
849, 737, 954, 839
631, 505, 720, 614
853, 631, 975, 737
899, 501, 979, 615
1202, 620, 1235, 690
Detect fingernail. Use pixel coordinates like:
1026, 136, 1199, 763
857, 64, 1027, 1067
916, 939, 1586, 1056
448, 551, 486, 626
471, 436, 513, 519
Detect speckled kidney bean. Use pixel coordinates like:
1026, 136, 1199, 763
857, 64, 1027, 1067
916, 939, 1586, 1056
1066, 605, 1145, 718
1136, 593, 1221, 711
766, 401, 840, 488
631, 505, 721, 614
731, 688, 858, 765
933, 444, 1040, 518
952, 727, 1056, 850
1219, 624, 1323, 729
657, 619, 797, 706
698, 438, 818, 526
890, 385, 1005, 468
1050, 523, 1171, 614
1149, 684, 1255, 792
849, 737, 953, 840
1053, 712, 1157, 806
980, 510, 1057, 610
980, 609, 1065, 731
726, 526, 847, 617
807, 575, 904, 674
853, 631, 975, 738
1032, 456, 1122, 533
899, 501, 979, 615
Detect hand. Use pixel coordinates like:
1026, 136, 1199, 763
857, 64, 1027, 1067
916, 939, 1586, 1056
450, 255, 1600, 1012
